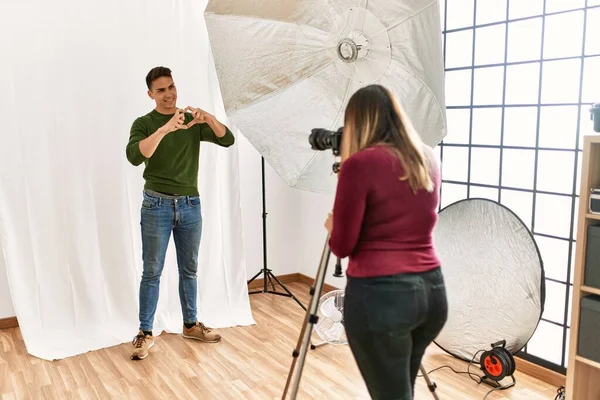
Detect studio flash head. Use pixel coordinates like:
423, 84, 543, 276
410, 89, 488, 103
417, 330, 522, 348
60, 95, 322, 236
591, 103, 600, 133
309, 127, 343, 156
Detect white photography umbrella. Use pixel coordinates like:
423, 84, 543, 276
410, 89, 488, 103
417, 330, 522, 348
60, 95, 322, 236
205, 0, 447, 193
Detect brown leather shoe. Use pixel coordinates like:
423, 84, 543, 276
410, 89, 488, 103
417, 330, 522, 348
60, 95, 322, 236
182, 322, 221, 343
131, 330, 154, 360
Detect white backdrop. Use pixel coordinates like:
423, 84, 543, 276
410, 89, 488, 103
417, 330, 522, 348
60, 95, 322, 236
0, 0, 254, 360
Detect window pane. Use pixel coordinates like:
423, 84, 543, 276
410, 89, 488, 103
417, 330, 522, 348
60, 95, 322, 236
501, 149, 536, 190
476, 0, 507, 25
469, 186, 498, 201
586, 8, 600, 56
526, 320, 564, 365
589, 0, 600, 6
445, 70, 472, 106
542, 280, 567, 325
505, 63, 541, 104
500, 189, 533, 229
507, 18, 542, 63
541, 59, 582, 104
534, 235, 569, 282
543, 11, 584, 59
440, 183, 468, 209
539, 106, 579, 149
445, 109, 471, 144
534, 194, 572, 239
475, 24, 506, 66
472, 107, 502, 145
445, 30, 473, 68
509, 0, 543, 19
470, 147, 500, 186
503, 107, 538, 147
473, 66, 504, 105
441, 146, 469, 181
536, 150, 575, 195
545, 0, 585, 13
582, 56, 600, 104
446, 0, 475, 30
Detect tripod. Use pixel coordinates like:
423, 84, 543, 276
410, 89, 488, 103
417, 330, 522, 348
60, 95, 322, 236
281, 235, 440, 400
247, 157, 306, 311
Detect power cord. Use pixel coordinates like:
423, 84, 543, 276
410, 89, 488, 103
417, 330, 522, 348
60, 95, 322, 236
418, 350, 501, 399
421, 360, 567, 400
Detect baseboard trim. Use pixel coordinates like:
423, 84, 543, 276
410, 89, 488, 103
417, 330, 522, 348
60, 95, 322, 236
247, 272, 341, 295
247, 272, 302, 291
0, 316, 18, 330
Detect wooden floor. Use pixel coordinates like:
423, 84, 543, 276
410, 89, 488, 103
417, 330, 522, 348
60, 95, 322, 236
0, 282, 562, 399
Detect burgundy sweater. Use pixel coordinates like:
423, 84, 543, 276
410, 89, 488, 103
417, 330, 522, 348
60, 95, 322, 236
328, 145, 441, 278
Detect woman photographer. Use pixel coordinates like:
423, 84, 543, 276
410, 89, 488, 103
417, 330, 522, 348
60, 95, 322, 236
324, 84, 448, 399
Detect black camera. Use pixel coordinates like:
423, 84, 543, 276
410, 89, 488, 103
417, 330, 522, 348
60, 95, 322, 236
591, 103, 600, 133
309, 127, 343, 156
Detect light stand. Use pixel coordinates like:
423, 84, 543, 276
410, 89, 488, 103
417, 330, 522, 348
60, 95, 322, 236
281, 234, 440, 400
247, 157, 306, 311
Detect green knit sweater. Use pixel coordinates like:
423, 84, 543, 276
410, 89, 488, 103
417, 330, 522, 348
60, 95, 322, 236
126, 109, 235, 196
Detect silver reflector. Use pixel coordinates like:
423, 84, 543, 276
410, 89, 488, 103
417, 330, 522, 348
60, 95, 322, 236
433, 198, 545, 362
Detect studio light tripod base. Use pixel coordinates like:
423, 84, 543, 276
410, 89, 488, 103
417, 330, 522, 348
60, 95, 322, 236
247, 267, 307, 311
247, 156, 306, 312
281, 235, 440, 400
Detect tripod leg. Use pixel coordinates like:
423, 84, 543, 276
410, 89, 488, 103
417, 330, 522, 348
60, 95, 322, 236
247, 269, 263, 285
419, 365, 440, 400
268, 271, 307, 311
282, 235, 332, 400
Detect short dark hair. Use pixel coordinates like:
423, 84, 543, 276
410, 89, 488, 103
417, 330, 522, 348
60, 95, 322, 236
146, 66, 172, 90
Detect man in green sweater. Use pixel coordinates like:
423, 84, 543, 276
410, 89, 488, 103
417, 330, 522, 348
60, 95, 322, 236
126, 66, 235, 360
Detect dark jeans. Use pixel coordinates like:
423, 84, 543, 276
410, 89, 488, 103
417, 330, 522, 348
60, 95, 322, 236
344, 267, 448, 400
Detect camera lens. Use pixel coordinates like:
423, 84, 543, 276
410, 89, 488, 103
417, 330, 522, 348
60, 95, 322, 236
309, 128, 334, 151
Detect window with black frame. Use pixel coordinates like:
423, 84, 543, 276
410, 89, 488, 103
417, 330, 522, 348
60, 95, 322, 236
436, 0, 600, 374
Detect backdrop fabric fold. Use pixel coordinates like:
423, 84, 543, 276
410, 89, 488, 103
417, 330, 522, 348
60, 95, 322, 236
0, 0, 255, 361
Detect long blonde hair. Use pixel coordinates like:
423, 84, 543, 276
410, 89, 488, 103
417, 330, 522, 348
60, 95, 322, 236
341, 85, 434, 194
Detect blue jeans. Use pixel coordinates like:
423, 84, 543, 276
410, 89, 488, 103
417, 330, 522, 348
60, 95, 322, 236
138, 190, 202, 331
343, 267, 448, 400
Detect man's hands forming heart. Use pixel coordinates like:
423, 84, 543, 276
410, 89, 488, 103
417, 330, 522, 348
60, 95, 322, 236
162, 109, 188, 134
184, 106, 210, 129
162, 107, 212, 135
